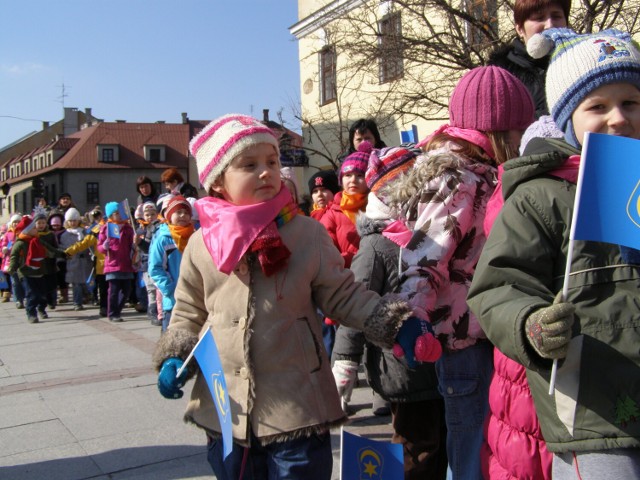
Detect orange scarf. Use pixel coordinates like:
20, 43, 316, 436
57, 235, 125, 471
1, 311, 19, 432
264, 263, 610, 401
168, 224, 195, 253
339, 192, 367, 224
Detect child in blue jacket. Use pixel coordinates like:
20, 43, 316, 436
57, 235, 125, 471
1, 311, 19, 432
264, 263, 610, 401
148, 195, 194, 332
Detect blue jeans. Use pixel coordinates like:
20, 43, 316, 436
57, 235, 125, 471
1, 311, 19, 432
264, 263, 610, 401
207, 431, 333, 480
162, 309, 172, 332
11, 272, 25, 303
436, 341, 493, 480
322, 323, 335, 358
71, 283, 84, 306
23, 276, 47, 317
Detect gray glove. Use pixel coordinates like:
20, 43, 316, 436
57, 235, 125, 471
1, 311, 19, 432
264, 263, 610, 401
332, 360, 358, 402
525, 294, 575, 360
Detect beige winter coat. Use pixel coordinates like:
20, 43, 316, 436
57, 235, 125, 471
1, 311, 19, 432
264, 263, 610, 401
153, 215, 409, 445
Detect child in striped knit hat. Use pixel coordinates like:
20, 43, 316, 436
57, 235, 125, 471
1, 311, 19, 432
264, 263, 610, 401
469, 28, 640, 479
152, 113, 438, 479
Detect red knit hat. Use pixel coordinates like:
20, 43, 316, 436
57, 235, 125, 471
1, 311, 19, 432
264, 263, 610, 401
340, 141, 372, 184
163, 195, 191, 223
15, 215, 34, 235
448, 66, 534, 132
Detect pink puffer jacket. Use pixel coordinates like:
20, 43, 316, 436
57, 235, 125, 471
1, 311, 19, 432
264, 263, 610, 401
481, 164, 551, 480
482, 348, 551, 479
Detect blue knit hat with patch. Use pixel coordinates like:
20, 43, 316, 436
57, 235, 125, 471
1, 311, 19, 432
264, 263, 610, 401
528, 28, 640, 133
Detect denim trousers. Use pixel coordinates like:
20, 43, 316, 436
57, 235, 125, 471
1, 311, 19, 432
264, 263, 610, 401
23, 276, 47, 317
436, 341, 493, 480
207, 431, 333, 480
11, 272, 25, 303
162, 309, 172, 332
71, 283, 84, 306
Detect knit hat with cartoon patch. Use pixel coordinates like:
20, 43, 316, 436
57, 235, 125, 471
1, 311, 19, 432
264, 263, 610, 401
527, 28, 640, 132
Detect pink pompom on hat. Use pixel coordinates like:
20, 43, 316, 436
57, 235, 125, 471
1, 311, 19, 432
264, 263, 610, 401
448, 65, 534, 132
189, 114, 280, 191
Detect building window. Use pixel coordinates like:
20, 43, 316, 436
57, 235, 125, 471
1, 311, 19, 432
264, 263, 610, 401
46, 151, 53, 167
15, 164, 21, 177
24, 160, 31, 174
86, 182, 99, 205
144, 145, 166, 162
98, 144, 119, 162
320, 46, 337, 105
465, 0, 497, 46
378, 12, 404, 84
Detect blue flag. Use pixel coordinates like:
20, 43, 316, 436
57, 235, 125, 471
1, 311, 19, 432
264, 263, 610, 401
118, 199, 130, 220
193, 328, 233, 459
85, 268, 95, 293
107, 222, 121, 239
574, 133, 640, 249
341, 430, 403, 480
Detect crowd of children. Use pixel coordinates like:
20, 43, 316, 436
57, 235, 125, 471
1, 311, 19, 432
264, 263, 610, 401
3, 17, 639, 479
0, 191, 198, 326
148, 23, 640, 480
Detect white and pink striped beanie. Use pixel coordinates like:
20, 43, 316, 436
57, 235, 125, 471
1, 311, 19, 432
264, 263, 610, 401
189, 114, 280, 191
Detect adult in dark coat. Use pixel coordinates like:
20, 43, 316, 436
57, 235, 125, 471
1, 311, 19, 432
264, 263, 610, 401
488, 0, 570, 118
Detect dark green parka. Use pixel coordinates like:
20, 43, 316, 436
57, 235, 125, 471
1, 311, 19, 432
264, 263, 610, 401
467, 138, 640, 453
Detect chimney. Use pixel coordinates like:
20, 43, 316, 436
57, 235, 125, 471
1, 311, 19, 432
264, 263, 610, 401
181, 112, 188, 124
115, 120, 126, 123
263, 109, 269, 122
85, 107, 92, 120
42, 121, 50, 130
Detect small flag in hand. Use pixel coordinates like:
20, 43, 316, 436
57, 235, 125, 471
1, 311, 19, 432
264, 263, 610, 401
573, 133, 640, 250
107, 223, 121, 239
193, 328, 233, 459
341, 430, 403, 480
118, 199, 130, 220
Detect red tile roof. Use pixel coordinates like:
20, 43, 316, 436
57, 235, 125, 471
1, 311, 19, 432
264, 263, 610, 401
49, 122, 191, 171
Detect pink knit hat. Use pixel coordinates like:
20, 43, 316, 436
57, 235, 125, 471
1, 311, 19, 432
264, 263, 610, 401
189, 114, 280, 191
448, 66, 534, 132
340, 141, 372, 184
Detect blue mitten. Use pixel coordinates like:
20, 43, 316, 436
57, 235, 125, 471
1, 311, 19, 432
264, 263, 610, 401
393, 317, 439, 368
158, 357, 188, 399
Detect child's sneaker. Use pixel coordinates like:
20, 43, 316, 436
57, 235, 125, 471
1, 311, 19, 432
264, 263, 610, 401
27, 315, 39, 323
37, 309, 48, 319
16, 301, 24, 309
109, 316, 123, 323
73, 305, 84, 311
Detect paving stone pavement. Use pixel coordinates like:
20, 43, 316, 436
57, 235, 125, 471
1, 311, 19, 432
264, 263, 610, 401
0, 301, 392, 479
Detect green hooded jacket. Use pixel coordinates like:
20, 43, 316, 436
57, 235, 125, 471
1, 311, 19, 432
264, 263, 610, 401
467, 138, 640, 453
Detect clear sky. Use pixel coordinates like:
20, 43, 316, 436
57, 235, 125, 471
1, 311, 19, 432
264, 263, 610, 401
0, 0, 301, 149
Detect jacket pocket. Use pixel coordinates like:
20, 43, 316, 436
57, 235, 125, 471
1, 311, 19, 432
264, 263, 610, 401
295, 317, 322, 374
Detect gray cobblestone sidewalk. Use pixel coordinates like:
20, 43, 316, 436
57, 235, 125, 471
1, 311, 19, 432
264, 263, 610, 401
0, 302, 391, 479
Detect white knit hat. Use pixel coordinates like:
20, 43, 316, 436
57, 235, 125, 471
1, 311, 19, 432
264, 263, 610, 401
189, 114, 280, 191
9, 214, 21, 224
64, 207, 81, 221
528, 28, 640, 132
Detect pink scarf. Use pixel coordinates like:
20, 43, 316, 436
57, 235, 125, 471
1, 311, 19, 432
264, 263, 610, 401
417, 124, 496, 160
382, 220, 413, 248
195, 186, 296, 276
